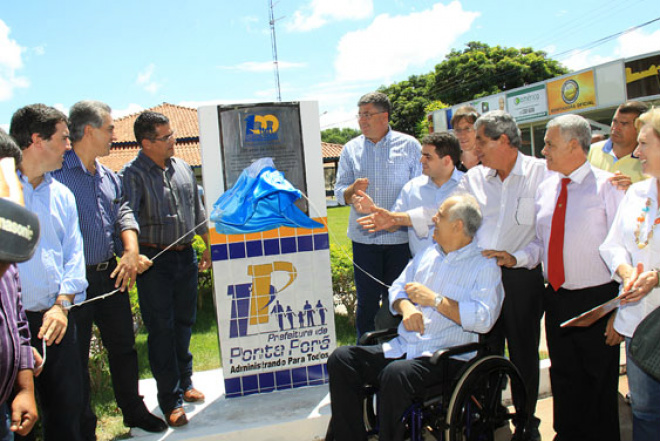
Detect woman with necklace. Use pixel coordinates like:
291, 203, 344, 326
600, 107, 660, 441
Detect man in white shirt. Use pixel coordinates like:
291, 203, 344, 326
513, 114, 624, 441
326, 194, 503, 441
457, 110, 547, 439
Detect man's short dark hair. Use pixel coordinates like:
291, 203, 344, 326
9, 104, 68, 150
69, 100, 112, 144
134, 111, 170, 147
358, 92, 391, 115
0, 128, 22, 166
450, 106, 480, 127
421, 131, 461, 167
617, 101, 649, 119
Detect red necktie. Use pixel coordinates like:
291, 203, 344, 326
548, 178, 570, 291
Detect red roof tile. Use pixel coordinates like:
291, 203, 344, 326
100, 140, 201, 172
113, 102, 199, 143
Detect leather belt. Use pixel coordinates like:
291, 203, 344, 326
87, 259, 115, 272
140, 242, 192, 252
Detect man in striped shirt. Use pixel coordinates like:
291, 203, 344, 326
52, 101, 167, 434
121, 111, 210, 428
326, 194, 503, 441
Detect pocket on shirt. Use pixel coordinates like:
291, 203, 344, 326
515, 197, 535, 225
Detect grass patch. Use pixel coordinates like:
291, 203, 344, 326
326, 205, 351, 252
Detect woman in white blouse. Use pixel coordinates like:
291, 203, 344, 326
600, 107, 660, 441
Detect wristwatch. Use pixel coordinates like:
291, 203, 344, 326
55, 299, 72, 312
434, 294, 444, 309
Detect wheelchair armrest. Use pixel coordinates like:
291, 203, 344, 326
429, 342, 485, 365
359, 327, 399, 346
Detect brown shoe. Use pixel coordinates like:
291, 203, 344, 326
183, 387, 205, 403
165, 407, 188, 427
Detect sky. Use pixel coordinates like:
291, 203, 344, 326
1, 0, 660, 133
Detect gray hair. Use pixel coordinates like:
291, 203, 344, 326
546, 114, 591, 153
68, 100, 112, 143
357, 92, 391, 115
474, 110, 521, 149
447, 193, 482, 238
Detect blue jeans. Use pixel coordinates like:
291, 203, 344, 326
137, 246, 198, 413
0, 403, 12, 441
625, 337, 660, 441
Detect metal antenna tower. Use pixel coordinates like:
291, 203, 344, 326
269, 0, 282, 102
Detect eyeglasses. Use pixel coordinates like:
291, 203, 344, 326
152, 131, 176, 143
454, 127, 474, 135
356, 112, 385, 120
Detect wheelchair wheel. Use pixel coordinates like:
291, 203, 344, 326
445, 355, 528, 441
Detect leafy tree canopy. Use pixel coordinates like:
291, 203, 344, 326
430, 41, 568, 106
375, 41, 568, 138
321, 127, 361, 145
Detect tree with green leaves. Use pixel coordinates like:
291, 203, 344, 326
430, 41, 568, 105
321, 127, 361, 145
376, 41, 568, 138
378, 73, 435, 138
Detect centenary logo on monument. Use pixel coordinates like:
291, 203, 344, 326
243, 114, 280, 144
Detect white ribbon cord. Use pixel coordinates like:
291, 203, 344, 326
300, 193, 392, 290
43, 194, 391, 367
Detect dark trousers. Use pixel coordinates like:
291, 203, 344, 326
18, 311, 86, 441
327, 345, 463, 441
137, 246, 198, 413
352, 242, 410, 339
487, 265, 544, 422
77, 259, 147, 435
544, 282, 620, 441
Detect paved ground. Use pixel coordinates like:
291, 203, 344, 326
498, 374, 633, 441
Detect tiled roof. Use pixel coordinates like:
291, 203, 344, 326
105, 102, 343, 172
113, 102, 199, 144
322, 143, 343, 160
100, 140, 201, 172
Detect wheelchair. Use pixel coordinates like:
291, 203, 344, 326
357, 328, 531, 441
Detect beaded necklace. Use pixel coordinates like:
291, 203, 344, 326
633, 198, 660, 249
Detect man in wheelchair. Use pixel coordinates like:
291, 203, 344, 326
326, 194, 505, 441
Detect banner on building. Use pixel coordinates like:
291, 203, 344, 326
547, 71, 597, 115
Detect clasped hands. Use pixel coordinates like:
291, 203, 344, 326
399, 282, 437, 335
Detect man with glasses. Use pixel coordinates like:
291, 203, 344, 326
457, 110, 547, 440
334, 92, 422, 338
120, 111, 211, 428
51, 101, 167, 435
588, 101, 649, 191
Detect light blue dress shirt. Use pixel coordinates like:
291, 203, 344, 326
334, 128, 422, 245
383, 241, 503, 361
391, 168, 464, 256
16, 171, 88, 311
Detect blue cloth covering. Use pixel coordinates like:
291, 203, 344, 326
211, 158, 323, 234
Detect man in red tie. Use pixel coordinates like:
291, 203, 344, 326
515, 114, 625, 440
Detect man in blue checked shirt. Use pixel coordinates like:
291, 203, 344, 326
10, 104, 89, 441
326, 194, 504, 441
334, 92, 422, 338
52, 101, 167, 435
